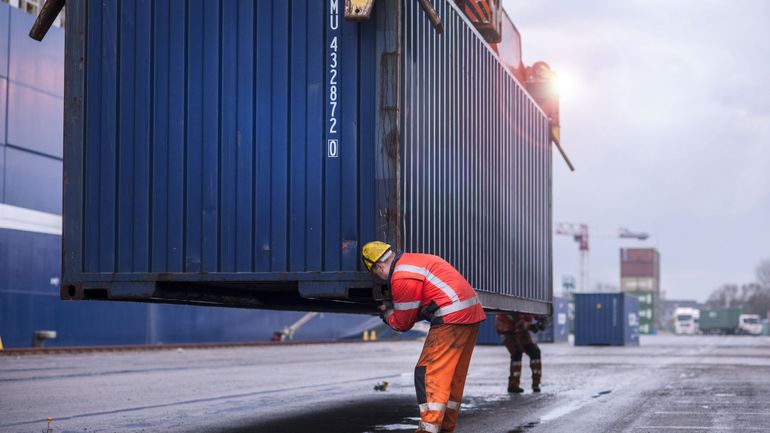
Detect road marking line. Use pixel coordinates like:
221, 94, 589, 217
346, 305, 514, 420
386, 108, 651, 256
654, 411, 770, 416
636, 427, 770, 431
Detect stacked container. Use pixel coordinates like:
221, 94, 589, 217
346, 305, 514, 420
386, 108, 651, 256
620, 248, 660, 333
627, 291, 655, 335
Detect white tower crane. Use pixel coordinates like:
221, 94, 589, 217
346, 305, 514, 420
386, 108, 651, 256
555, 223, 649, 292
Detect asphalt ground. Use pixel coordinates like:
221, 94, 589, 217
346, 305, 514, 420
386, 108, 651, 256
1, 335, 769, 433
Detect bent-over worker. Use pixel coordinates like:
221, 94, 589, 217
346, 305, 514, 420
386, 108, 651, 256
495, 313, 544, 393
362, 241, 486, 433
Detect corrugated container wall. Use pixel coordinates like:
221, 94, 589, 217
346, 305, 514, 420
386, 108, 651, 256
62, 0, 552, 315
401, 0, 552, 314
574, 293, 639, 346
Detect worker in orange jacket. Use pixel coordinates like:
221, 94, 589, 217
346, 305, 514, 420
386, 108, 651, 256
362, 241, 486, 433
495, 313, 544, 393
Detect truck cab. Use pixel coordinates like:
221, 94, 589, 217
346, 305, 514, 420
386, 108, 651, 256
738, 314, 762, 335
673, 307, 700, 335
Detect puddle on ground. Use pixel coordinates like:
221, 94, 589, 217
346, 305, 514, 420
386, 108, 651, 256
372, 387, 602, 433
533, 388, 614, 425
374, 423, 418, 431
508, 420, 540, 432
539, 399, 586, 422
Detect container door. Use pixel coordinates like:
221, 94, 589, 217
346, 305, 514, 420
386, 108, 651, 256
76, 0, 379, 277
553, 297, 569, 342
624, 294, 640, 345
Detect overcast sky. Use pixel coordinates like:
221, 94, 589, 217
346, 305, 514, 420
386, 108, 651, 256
503, 0, 770, 301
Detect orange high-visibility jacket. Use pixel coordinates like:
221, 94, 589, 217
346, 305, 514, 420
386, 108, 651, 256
386, 253, 486, 332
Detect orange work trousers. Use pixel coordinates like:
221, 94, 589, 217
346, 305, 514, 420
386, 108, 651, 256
414, 322, 480, 433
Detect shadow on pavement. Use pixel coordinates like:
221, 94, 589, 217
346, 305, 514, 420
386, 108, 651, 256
214, 394, 418, 433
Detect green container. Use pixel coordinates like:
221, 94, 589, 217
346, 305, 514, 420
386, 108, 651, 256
699, 308, 742, 333
762, 323, 769, 336
628, 291, 656, 334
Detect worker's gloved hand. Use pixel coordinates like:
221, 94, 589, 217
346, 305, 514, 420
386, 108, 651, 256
378, 304, 393, 325
420, 301, 440, 322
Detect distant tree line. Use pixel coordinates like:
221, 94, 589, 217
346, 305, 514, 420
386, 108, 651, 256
707, 259, 770, 316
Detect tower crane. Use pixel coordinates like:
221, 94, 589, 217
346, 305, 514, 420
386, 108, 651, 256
555, 223, 649, 293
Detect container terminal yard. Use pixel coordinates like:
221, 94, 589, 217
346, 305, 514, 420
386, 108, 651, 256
2, 337, 770, 432
2, 0, 770, 432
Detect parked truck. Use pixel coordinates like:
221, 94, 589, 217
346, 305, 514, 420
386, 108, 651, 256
673, 307, 699, 335
738, 314, 763, 335
54, 0, 565, 316
699, 308, 762, 335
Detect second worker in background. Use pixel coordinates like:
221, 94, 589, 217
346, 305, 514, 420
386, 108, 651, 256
495, 312, 546, 393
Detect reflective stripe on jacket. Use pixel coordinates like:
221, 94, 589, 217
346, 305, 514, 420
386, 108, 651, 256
386, 253, 486, 332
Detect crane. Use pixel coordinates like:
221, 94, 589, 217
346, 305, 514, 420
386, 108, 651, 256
555, 223, 649, 293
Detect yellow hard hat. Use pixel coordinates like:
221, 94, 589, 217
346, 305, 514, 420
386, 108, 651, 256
361, 241, 392, 272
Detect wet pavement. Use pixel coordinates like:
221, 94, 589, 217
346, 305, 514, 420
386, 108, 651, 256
1, 335, 769, 432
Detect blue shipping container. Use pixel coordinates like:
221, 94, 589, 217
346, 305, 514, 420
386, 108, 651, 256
62, 0, 553, 315
476, 317, 501, 345
534, 297, 568, 343
574, 293, 639, 346
0, 3, 378, 349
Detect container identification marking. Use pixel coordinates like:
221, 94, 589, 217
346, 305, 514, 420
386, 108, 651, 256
327, 139, 339, 158
327, 0, 340, 158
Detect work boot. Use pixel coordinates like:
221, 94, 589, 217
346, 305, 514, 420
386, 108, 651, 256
507, 374, 523, 393
532, 384, 541, 393
508, 360, 523, 393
